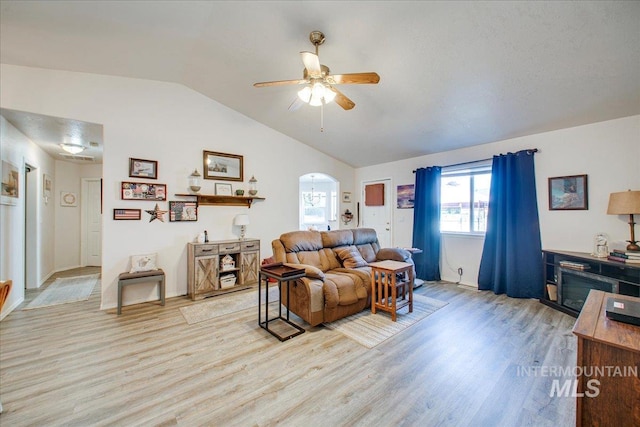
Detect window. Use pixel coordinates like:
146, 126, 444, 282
440, 162, 491, 233
299, 174, 338, 230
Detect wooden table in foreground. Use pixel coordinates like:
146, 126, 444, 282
258, 263, 306, 342
572, 290, 640, 427
369, 260, 413, 321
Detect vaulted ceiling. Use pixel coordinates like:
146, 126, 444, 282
1, 1, 639, 167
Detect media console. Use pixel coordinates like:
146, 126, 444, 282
542, 250, 640, 316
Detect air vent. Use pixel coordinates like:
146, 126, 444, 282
89, 141, 99, 147
60, 153, 95, 161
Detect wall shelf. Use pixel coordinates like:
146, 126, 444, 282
174, 193, 265, 208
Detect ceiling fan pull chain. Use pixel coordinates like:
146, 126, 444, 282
320, 103, 324, 132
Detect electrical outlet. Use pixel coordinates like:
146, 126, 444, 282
457, 267, 463, 276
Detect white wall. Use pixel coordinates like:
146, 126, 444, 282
0, 64, 355, 311
356, 115, 640, 286
0, 116, 56, 318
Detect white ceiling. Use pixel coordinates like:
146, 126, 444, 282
1, 1, 639, 168
1, 108, 103, 163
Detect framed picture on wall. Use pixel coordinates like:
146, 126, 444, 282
121, 182, 167, 201
397, 184, 415, 209
113, 208, 141, 220
215, 183, 233, 196
1, 159, 19, 206
548, 174, 588, 210
60, 191, 78, 207
43, 174, 53, 201
203, 151, 243, 181
129, 158, 158, 179
169, 201, 198, 222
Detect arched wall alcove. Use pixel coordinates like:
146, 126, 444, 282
299, 173, 339, 231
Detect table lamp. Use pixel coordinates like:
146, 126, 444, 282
607, 190, 640, 251
234, 214, 250, 240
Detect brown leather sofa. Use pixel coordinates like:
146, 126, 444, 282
271, 228, 413, 326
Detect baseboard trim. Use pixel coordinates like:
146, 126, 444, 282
0, 297, 24, 321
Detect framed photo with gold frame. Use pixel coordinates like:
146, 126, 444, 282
203, 151, 243, 181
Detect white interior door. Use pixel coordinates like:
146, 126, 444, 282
361, 178, 392, 248
82, 178, 102, 266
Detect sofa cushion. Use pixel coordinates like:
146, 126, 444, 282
352, 228, 378, 245
356, 243, 378, 263
334, 246, 368, 268
325, 273, 363, 306
321, 230, 354, 248
280, 230, 323, 252
320, 248, 342, 270
352, 228, 380, 262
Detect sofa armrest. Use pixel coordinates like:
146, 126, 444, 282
376, 247, 412, 262
284, 263, 326, 280
376, 248, 416, 284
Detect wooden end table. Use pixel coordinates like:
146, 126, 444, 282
572, 290, 640, 426
369, 260, 414, 321
259, 263, 306, 341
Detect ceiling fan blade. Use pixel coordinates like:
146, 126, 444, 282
329, 87, 355, 110
326, 72, 380, 85
254, 79, 307, 88
301, 51, 322, 78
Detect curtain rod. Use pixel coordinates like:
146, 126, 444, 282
413, 148, 538, 173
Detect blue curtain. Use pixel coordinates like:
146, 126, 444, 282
478, 150, 542, 298
412, 167, 441, 281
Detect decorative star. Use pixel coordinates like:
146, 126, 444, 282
146, 203, 167, 222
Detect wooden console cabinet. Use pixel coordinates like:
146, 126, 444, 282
572, 290, 640, 427
542, 250, 640, 316
187, 239, 260, 300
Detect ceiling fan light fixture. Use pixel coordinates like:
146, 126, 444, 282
297, 86, 312, 102
309, 95, 323, 107
298, 82, 335, 106
254, 30, 379, 115
323, 87, 337, 103
60, 143, 86, 154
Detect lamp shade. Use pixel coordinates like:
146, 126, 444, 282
234, 214, 250, 226
607, 190, 640, 214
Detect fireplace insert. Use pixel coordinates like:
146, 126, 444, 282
558, 267, 619, 312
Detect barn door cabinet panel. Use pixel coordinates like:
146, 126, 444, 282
240, 240, 260, 285
187, 239, 260, 300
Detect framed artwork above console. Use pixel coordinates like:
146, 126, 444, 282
548, 174, 588, 210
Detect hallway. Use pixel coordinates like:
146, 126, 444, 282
21, 267, 101, 307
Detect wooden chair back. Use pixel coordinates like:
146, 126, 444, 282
0, 280, 12, 311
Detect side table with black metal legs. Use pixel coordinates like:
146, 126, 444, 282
259, 263, 306, 341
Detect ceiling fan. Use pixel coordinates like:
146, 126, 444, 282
253, 31, 380, 111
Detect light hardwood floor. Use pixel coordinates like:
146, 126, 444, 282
0, 270, 577, 426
